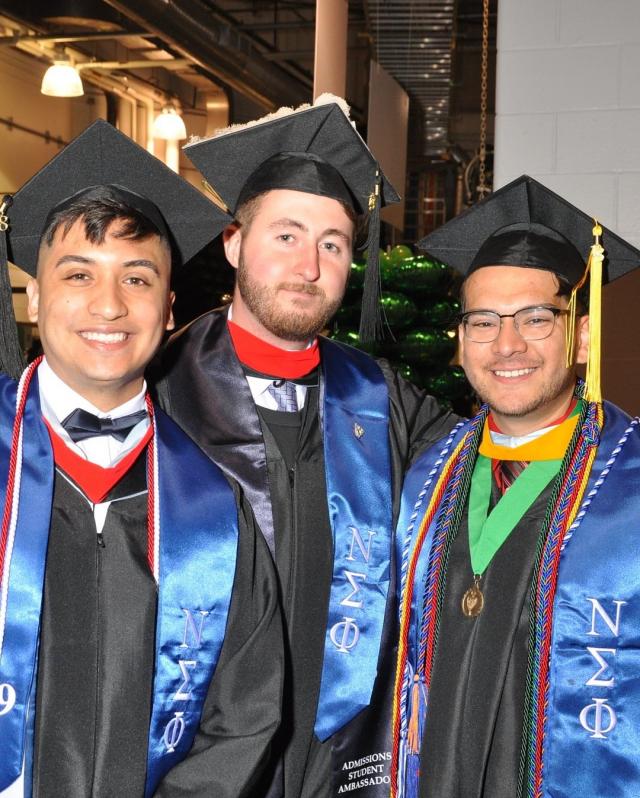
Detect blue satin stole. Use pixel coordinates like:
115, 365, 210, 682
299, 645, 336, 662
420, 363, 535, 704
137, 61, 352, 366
541, 402, 640, 796
314, 341, 392, 741
396, 402, 640, 797
0, 374, 53, 792
145, 408, 238, 795
0, 375, 239, 795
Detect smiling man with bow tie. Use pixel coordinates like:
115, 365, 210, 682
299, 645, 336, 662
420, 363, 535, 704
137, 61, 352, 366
0, 120, 282, 798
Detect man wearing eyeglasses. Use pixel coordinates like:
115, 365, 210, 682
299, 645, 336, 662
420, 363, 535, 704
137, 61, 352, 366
389, 176, 640, 798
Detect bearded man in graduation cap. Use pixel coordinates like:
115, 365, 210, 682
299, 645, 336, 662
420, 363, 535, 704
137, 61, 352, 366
153, 95, 457, 797
0, 120, 283, 798
390, 175, 640, 798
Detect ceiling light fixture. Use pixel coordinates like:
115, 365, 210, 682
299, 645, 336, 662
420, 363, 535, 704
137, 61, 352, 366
41, 59, 84, 97
152, 105, 187, 141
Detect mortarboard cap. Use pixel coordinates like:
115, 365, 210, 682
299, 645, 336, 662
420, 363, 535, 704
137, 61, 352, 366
7, 118, 231, 277
1, 119, 231, 380
183, 95, 400, 341
183, 95, 399, 215
417, 174, 640, 285
418, 174, 640, 404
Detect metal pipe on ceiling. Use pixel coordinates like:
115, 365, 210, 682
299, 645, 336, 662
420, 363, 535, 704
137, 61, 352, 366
102, 0, 311, 110
0, 30, 153, 45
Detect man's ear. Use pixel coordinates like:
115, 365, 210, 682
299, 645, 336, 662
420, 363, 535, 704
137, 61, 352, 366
166, 291, 176, 332
222, 223, 242, 270
574, 313, 589, 365
26, 278, 40, 324
457, 323, 466, 363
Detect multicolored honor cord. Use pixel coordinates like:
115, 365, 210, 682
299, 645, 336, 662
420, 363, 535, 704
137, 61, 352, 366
391, 395, 604, 798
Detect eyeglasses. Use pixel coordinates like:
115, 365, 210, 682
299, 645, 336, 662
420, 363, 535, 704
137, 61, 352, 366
459, 305, 569, 343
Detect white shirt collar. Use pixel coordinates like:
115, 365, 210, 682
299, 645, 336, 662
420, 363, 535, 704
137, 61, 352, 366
244, 375, 307, 411
489, 422, 559, 449
37, 358, 149, 467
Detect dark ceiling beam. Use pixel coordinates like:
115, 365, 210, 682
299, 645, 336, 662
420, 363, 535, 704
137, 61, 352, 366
238, 16, 363, 31
238, 20, 315, 30
0, 30, 153, 45
102, 0, 311, 110
262, 45, 367, 61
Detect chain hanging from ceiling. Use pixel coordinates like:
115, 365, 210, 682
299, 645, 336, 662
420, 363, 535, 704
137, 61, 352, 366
476, 0, 491, 199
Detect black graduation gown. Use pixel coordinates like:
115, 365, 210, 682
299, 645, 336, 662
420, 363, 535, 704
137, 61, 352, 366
32, 444, 282, 798
418, 477, 555, 798
151, 308, 458, 798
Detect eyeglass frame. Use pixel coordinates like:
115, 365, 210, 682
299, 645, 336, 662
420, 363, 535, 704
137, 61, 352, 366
458, 304, 570, 343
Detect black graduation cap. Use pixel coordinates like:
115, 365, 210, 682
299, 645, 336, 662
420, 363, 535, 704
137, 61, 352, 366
7, 118, 231, 277
0, 119, 231, 380
418, 174, 640, 404
418, 174, 640, 286
183, 97, 400, 341
183, 99, 400, 215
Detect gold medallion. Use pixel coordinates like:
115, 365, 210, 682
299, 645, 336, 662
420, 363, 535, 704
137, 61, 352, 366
461, 575, 484, 617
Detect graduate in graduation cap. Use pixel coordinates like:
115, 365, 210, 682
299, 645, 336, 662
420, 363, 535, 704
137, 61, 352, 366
390, 175, 640, 798
153, 96, 457, 797
0, 120, 283, 798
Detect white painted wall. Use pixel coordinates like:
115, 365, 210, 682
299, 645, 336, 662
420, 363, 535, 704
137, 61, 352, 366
493, 0, 640, 413
494, 0, 640, 248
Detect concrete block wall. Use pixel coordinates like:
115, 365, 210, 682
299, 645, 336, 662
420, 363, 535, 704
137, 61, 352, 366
493, 0, 640, 414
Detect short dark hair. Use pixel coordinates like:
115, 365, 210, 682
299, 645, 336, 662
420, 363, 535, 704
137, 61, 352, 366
234, 189, 365, 246
39, 191, 171, 263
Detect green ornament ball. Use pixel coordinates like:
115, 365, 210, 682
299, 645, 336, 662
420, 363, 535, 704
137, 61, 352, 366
391, 256, 455, 295
380, 292, 417, 329
418, 297, 461, 327
395, 329, 457, 365
389, 244, 414, 265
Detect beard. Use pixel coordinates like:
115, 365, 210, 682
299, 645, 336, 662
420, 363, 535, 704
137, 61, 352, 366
470, 362, 576, 420
236, 254, 344, 342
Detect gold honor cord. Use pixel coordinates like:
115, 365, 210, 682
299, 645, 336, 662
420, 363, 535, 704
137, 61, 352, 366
566, 220, 604, 403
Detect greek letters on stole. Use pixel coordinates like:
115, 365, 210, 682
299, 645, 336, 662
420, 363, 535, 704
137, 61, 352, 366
314, 340, 392, 741
396, 401, 640, 796
0, 373, 239, 795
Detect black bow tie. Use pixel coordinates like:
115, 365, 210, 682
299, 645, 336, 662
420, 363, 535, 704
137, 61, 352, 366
61, 408, 148, 443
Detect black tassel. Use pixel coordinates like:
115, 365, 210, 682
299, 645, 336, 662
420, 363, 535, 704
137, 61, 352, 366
358, 174, 385, 343
0, 196, 26, 380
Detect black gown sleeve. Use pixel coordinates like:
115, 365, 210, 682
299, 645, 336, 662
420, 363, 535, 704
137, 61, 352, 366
153, 487, 283, 798
378, 359, 461, 465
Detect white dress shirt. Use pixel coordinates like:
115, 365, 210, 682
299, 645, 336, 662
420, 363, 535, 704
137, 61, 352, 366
36, 358, 150, 534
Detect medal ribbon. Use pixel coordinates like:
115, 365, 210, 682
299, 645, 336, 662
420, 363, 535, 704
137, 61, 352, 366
467, 455, 562, 575
314, 339, 392, 741
470, 407, 582, 576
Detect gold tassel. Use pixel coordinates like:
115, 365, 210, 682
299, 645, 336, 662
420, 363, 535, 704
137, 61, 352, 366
564, 221, 604, 404
565, 220, 603, 402
584, 221, 604, 403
